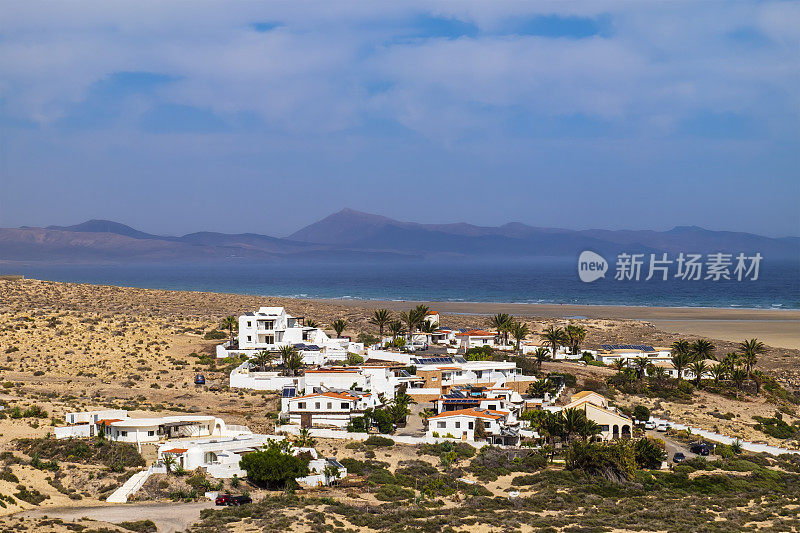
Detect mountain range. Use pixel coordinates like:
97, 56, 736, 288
1, 208, 797, 264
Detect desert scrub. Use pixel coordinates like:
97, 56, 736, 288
118, 520, 157, 532
15, 437, 145, 468
418, 441, 475, 460
364, 435, 394, 447
468, 446, 548, 481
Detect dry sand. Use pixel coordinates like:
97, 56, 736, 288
317, 298, 800, 350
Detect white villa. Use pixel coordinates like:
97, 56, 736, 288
281, 390, 379, 428
426, 408, 520, 445
56, 411, 251, 444
593, 345, 672, 366
158, 434, 277, 477
557, 391, 633, 441
217, 306, 364, 361
411, 356, 537, 397
156, 437, 347, 486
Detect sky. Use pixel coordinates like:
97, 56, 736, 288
0, 1, 798, 238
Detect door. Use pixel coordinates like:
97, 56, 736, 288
301, 413, 313, 428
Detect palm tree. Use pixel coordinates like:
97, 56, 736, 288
540, 325, 568, 358
221, 316, 238, 345
731, 368, 747, 397
510, 322, 530, 352
162, 455, 176, 474
527, 379, 556, 398
370, 309, 391, 338
751, 370, 765, 394
689, 360, 708, 387
709, 363, 726, 385
490, 313, 514, 346
633, 357, 650, 380
739, 338, 764, 381
691, 339, 716, 362
532, 347, 550, 371
388, 320, 404, 339
280, 345, 304, 376
578, 419, 602, 441
561, 407, 584, 443
252, 350, 275, 372
565, 324, 587, 355
419, 408, 437, 430
400, 311, 417, 341
296, 428, 315, 447
305, 319, 319, 329
331, 319, 347, 338
671, 339, 691, 357
612, 358, 627, 372
323, 464, 340, 486
671, 351, 691, 381
650, 366, 668, 386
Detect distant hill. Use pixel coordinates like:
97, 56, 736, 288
1, 209, 797, 264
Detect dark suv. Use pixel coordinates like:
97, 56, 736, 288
690, 443, 710, 456
673, 452, 686, 463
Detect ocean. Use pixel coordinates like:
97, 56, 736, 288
4, 258, 799, 310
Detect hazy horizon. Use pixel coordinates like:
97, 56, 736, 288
1, 2, 799, 238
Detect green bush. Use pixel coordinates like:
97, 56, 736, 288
632, 405, 651, 423
364, 436, 394, 447
375, 484, 414, 501
118, 520, 157, 533
752, 415, 799, 440
203, 330, 227, 340
565, 440, 637, 482
239, 446, 309, 489
634, 437, 666, 469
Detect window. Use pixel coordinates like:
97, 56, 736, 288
600, 425, 610, 432
484, 422, 490, 428
327, 402, 332, 409
437, 421, 446, 429
341, 402, 349, 409
147, 430, 155, 437
468, 422, 474, 429
315, 402, 321, 409
475, 371, 483, 379
247, 336, 252, 342
488, 404, 497, 410
298, 402, 306, 409
431, 377, 438, 381
120, 431, 127, 437
455, 422, 460, 429
247, 321, 251, 327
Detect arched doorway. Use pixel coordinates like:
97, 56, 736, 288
612, 424, 619, 439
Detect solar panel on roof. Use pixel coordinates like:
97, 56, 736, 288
601, 344, 655, 352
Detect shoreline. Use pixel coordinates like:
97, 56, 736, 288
4, 278, 800, 349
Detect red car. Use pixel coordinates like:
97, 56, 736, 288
215, 494, 252, 506
215, 494, 231, 506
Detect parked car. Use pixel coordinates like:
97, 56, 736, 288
215, 494, 231, 506
690, 443, 710, 456
194, 374, 206, 385
673, 452, 686, 463
656, 423, 670, 432
227, 495, 252, 506
644, 421, 656, 430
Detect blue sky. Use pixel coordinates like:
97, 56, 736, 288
0, 1, 798, 237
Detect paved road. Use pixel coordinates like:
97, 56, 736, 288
19, 500, 215, 533
646, 429, 698, 464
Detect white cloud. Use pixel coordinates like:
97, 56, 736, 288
0, 1, 797, 139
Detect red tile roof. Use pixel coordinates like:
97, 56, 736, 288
455, 330, 495, 337
428, 408, 506, 420
162, 448, 188, 454
95, 419, 124, 425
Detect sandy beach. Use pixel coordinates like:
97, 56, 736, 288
314, 298, 800, 350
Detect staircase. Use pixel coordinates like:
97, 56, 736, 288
106, 469, 152, 503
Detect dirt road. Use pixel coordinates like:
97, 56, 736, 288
19, 500, 215, 533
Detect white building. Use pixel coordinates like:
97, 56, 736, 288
237, 307, 327, 351
281, 390, 379, 428
558, 391, 633, 441
456, 329, 498, 349
57, 411, 251, 444
158, 434, 278, 477
426, 408, 520, 445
